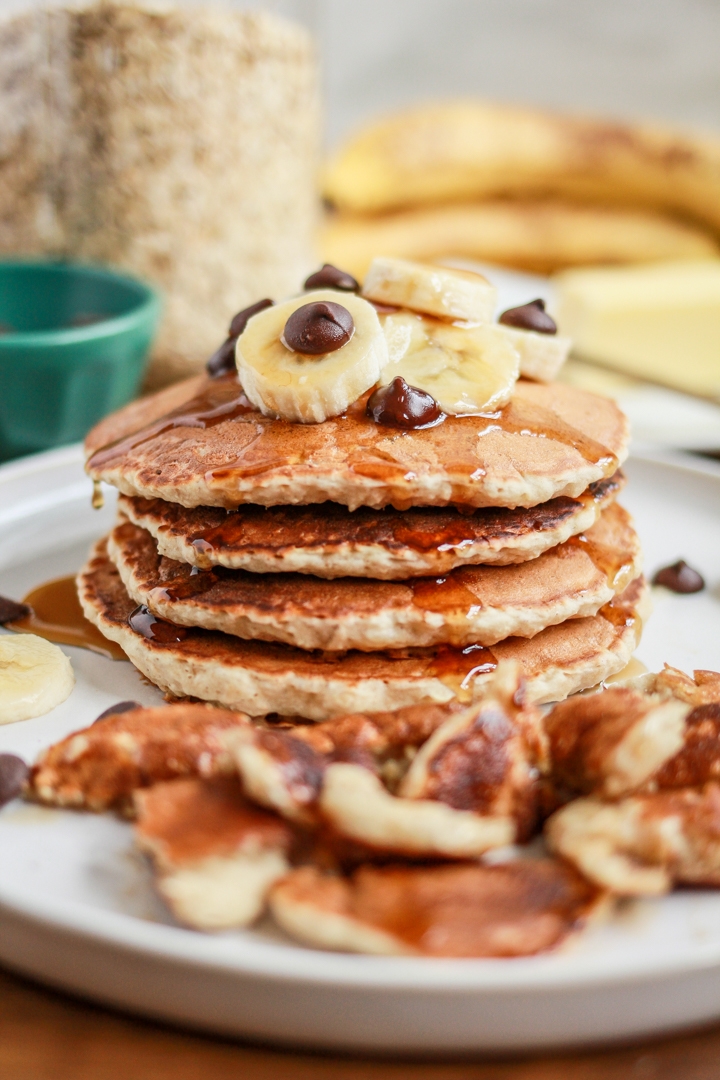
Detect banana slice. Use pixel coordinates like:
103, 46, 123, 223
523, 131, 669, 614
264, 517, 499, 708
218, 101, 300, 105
362, 256, 497, 323
380, 311, 520, 414
237, 290, 387, 423
497, 324, 572, 383
0, 634, 74, 725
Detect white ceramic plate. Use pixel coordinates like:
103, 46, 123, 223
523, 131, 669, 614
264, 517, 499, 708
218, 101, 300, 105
1, 444, 720, 1054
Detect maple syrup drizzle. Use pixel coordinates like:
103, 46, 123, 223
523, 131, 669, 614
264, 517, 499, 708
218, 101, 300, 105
566, 532, 635, 592
127, 604, 189, 643
87, 374, 255, 471
148, 566, 222, 603
410, 573, 482, 617
430, 643, 497, 699
477, 397, 617, 472
6, 576, 127, 661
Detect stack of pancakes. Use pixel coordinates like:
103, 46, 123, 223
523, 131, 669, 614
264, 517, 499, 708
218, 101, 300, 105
79, 360, 645, 722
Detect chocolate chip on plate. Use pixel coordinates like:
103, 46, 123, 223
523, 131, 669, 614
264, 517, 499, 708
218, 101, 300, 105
499, 299, 557, 334
282, 301, 354, 355
652, 559, 705, 594
0, 595, 31, 624
367, 376, 444, 430
0, 754, 29, 808
93, 700, 143, 724
303, 264, 359, 292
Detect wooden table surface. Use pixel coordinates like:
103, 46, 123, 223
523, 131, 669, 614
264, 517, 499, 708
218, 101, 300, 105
2, 964, 720, 1080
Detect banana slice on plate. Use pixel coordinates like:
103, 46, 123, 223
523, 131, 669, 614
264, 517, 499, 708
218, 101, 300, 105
362, 256, 497, 323
0, 634, 74, 724
380, 311, 520, 414
237, 289, 388, 423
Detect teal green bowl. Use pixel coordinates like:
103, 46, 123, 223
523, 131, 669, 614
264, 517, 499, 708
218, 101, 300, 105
0, 260, 161, 462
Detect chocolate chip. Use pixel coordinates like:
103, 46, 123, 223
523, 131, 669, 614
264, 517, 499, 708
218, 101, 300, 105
0, 754, 28, 807
652, 560, 705, 594
206, 336, 237, 378
128, 605, 189, 643
499, 299, 557, 334
0, 595, 31, 624
93, 700, 142, 724
303, 264, 359, 291
367, 376, 444, 429
229, 299, 274, 339
282, 301, 355, 355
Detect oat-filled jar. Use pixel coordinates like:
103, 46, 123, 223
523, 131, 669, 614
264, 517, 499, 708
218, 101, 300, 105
0, 1, 320, 387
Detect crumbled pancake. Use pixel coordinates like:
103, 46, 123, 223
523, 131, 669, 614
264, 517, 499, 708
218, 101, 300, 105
318, 762, 515, 857
269, 860, 606, 957
29, 703, 248, 811
227, 698, 468, 820
107, 501, 641, 650
398, 666, 546, 841
78, 540, 647, 718
117, 472, 625, 579
85, 373, 628, 511
135, 777, 292, 930
545, 688, 689, 800
546, 784, 720, 896
653, 665, 720, 706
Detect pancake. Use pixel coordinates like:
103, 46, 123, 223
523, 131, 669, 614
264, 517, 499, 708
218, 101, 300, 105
118, 471, 624, 578
78, 539, 647, 719
85, 373, 628, 511
107, 502, 641, 650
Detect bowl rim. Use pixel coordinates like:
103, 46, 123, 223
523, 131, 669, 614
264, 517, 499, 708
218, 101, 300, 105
0, 258, 161, 347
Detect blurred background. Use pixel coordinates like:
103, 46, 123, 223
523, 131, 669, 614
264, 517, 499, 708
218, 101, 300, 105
0, 0, 719, 457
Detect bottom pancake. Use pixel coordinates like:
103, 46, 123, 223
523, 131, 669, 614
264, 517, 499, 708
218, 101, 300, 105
78, 539, 647, 720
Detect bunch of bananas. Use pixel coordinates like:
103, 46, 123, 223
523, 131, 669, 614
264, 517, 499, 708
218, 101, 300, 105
320, 101, 720, 279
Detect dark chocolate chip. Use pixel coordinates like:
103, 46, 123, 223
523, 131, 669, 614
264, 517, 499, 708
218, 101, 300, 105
652, 560, 705, 594
228, 299, 274, 338
206, 336, 238, 378
0, 595, 31, 624
93, 700, 142, 724
303, 264, 359, 292
499, 299, 557, 334
282, 301, 355, 355
367, 376, 444, 430
0, 754, 29, 807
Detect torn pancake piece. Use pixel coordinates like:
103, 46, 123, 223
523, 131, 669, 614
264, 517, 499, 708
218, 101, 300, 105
544, 688, 690, 800
399, 663, 547, 841
269, 860, 606, 957
29, 703, 248, 811
134, 777, 292, 930
117, 471, 624, 579
546, 783, 720, 896
319, 762, 514, 856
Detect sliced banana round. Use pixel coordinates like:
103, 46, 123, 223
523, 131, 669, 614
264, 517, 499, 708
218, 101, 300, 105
0, 634, 74, 725
380, 310, 520, 414
362, 256, 497, 323
497, 324, 572, 383
236, 290, 388, 423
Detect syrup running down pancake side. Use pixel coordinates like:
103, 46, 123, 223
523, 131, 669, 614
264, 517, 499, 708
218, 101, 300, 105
85, 373, 628, 511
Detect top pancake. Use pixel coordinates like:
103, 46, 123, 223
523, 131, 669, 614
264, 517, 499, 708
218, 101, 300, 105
85, 373, 628, 511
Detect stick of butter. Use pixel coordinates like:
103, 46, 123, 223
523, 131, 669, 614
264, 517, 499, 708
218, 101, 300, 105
554, 260, 720, 399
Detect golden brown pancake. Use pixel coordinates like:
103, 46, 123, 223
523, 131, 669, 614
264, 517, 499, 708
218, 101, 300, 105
107, 501, 641, 650
77, 538, 646, 719
118, 471, 624, 578
268, 860, 605, 957
85, 373, 628, 511
28, 702, 247, 811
